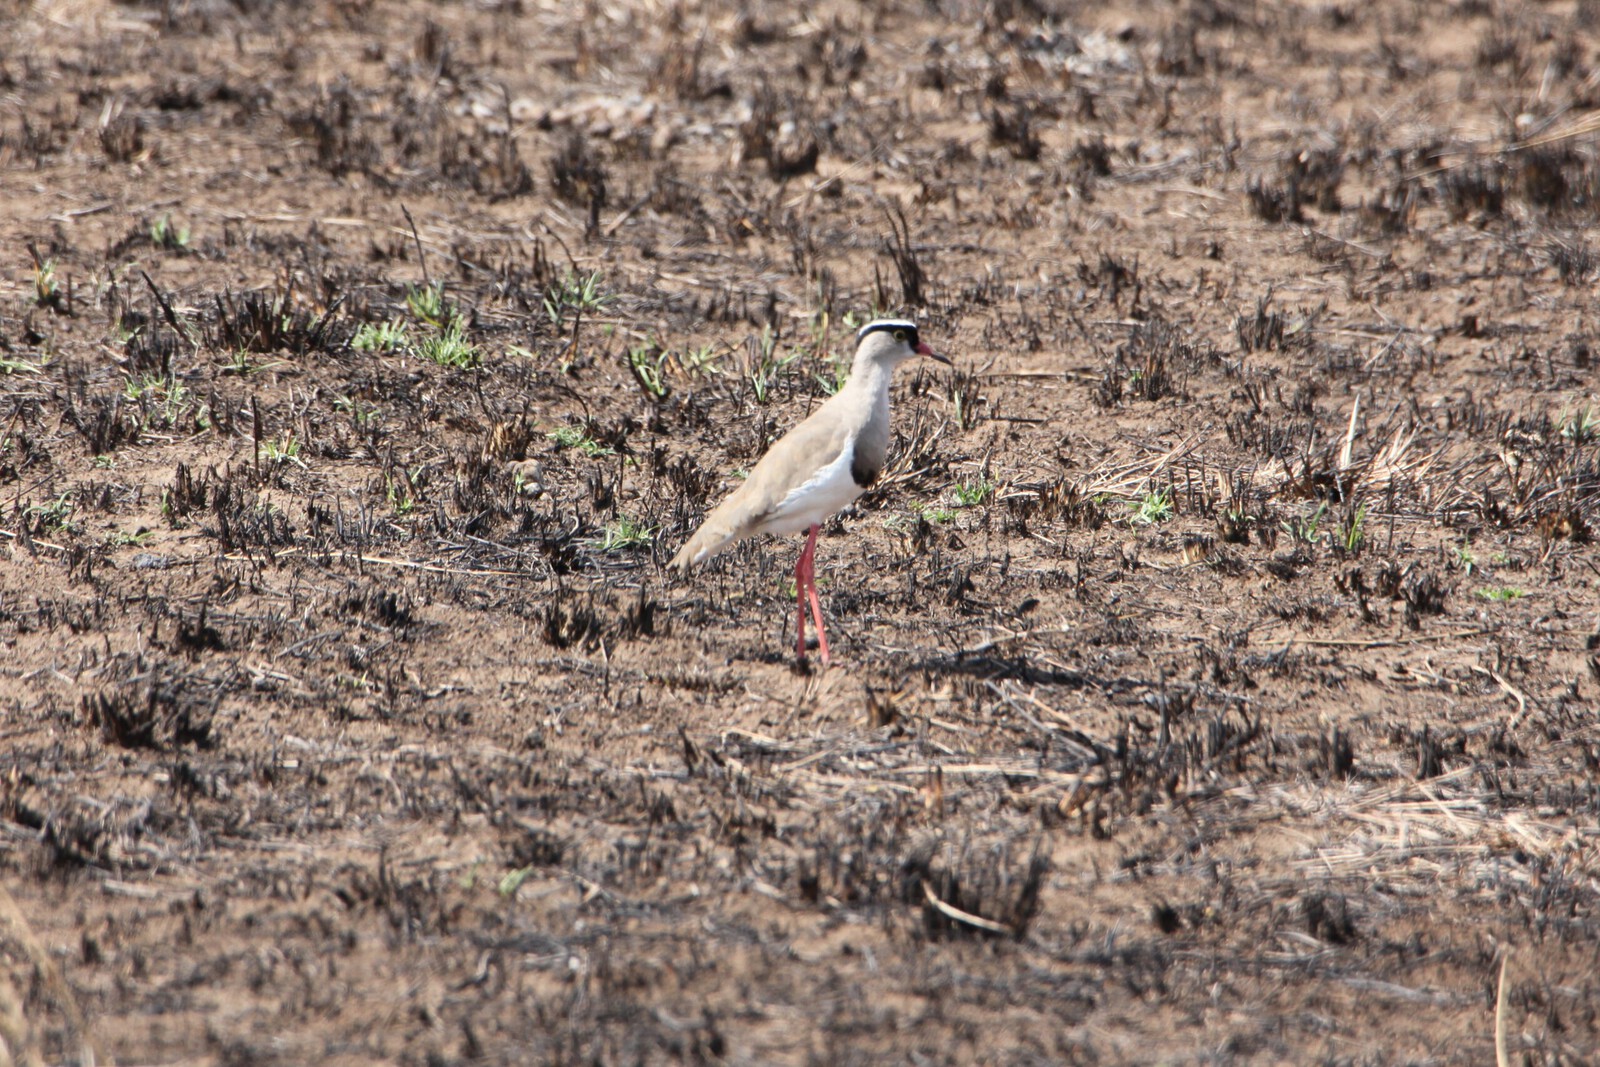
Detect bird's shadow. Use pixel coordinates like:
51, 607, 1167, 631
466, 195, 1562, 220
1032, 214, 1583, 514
911, 651, 1090, 688
909, 650, 1160, 697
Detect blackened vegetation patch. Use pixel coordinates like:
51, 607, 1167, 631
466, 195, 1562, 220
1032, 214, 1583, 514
1067, 135, 1113, 188
1433, 146, 1600, 221
1001, 478, 1107, 541
542, 585, 659, 651
1078, 250, 1140, 310
1285, 146, 1346, 213
175, 600, 228, 655
1334, 562, 1446, 627
1246, 176, 1302, 224
81, 660, 217, 752
439, 115, 534, 202
548, 130, 608, 233
988, 101, 1042, 162
343, 588, 417, 630
1515, 146, 1579, 214
208, 283, 344, 355
1095, 317, 1211, 407
1316, 725, 1357, 780
1301, 892, 1359, 945
31, 794, 168, 874
163, 462, 213, 525
794, 801, 1048, 942
208, 477, 295, 550
1081, 702, 1274, 825
99, 111, 144, 163
1439, 162, 1506, 221
1401, 569, 1448, 629
1549, 236, 1596, 286
909, 836, 1048, 941
880, 204, 927, 308
289, 82, 380, 178
62, 391, 139, 455
737, 85, 820, 178
651, 447, 718, 509
1236, 293, 1316, 354
1248, 147, 1345, 223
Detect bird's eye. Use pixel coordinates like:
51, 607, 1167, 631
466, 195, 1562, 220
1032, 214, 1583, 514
893, 329, 907, 342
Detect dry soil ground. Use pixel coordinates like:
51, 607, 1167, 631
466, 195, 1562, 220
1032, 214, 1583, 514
1, 0, 1598, 1063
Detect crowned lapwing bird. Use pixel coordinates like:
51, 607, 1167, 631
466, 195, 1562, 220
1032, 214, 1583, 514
671, 319, 950, 666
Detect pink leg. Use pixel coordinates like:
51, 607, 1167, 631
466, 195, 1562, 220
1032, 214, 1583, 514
807, 577, 831, 666
795, 524, 830, 667
793, 538, 809, 662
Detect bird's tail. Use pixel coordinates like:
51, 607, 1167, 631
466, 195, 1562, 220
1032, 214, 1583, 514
669, 522, 739, 575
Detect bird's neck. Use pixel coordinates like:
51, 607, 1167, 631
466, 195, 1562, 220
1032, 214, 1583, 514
845, 356, 897, 411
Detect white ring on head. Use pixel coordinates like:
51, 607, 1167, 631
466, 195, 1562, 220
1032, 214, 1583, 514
856, 319, 920, 345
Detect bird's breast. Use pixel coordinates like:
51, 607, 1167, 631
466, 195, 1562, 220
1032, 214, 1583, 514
848, 411, 889, 489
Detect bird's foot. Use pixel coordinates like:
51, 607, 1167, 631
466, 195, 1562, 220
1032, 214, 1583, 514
792, 638, 831, 672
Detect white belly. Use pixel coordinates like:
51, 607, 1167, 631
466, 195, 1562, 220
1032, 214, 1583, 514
756, 450, 865, 537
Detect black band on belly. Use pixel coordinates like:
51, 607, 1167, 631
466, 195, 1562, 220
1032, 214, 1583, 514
851, 449, 880, 488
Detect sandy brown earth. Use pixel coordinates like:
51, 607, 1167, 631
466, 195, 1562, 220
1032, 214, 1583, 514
1, 0, 1598, 1063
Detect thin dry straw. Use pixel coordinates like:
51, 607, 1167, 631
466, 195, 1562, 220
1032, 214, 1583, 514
1494, 954, 1511, 1067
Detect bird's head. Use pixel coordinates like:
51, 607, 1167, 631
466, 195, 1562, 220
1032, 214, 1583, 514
854, 319, 950, 368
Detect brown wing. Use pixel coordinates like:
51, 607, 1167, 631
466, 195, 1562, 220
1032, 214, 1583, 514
669, 401, 856, 572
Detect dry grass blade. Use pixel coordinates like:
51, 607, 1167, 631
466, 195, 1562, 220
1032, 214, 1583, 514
921, 880, 1015, 936
1291, 627, 1495, 649
1338, 394, 1360, 473
1494, 953, 1511, 1067
1257, 421, 1440, 501
1362, 424, 1440, 494
1074, 433, 1203, 499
